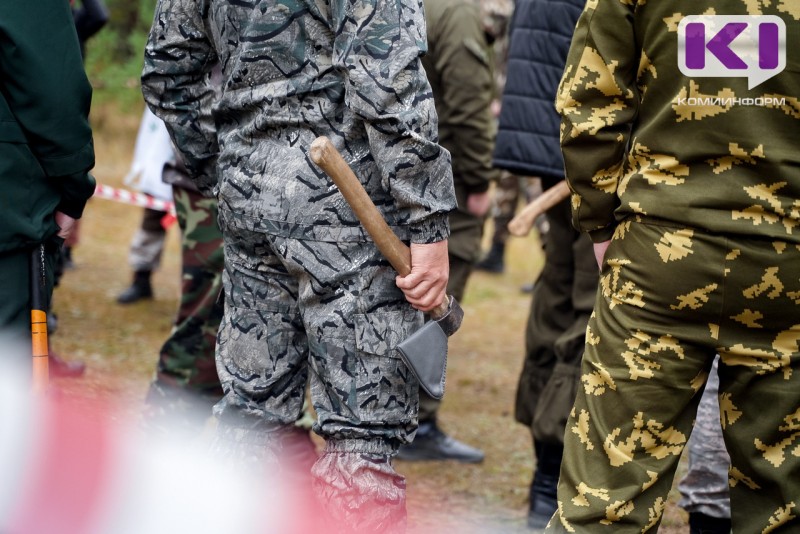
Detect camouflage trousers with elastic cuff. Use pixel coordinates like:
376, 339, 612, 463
154, 187, 225, 398
213, 215, 421, 532
546, 220, 800, 533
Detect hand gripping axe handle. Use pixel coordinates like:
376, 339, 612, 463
309, 136, 463, 400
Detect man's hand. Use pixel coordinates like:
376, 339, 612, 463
396, 240, 449, 312
55, 211, 78, 240
593, 240, 611, 270
467, 191, 492, 218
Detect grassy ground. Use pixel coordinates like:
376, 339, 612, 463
50, 104, 689, 533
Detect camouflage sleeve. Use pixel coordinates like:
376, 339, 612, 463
433, 3, 499, 193
555, 0, 640, 243
331, 0, 456, 244
141, 0, 219, 197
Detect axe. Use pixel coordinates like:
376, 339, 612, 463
309, 136, 463, 400
507, 180, 571, 237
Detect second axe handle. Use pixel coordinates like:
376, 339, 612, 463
309, 136, 449, 319
507, 180, 571, 237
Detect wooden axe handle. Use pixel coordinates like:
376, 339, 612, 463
309, 136, 449, 318
507, 180, 571, 237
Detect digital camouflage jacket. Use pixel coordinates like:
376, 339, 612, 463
557, 1, 800, 244
141, 0, 456, 245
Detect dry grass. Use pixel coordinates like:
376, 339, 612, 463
50, 103, 689, 533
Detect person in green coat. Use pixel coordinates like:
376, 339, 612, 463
0, 0, 96, 360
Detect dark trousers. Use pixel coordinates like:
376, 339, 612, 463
515, 199, 597, 444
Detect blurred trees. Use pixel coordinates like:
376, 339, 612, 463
84, 0, 158, 108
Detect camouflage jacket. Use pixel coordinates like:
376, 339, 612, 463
557, 1, 800, 244
141, 0, 456, 244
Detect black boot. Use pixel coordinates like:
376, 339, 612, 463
689, 512, 731, 534
476, 242, 505, 273
528, 470, 558, 529
117, 270, 153, 304
527, 441, 563, 529
395, 419, 484, 463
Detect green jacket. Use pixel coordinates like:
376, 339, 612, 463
558, 1, 800, 244
423, 0, 499, 262
0, 0, 96, 252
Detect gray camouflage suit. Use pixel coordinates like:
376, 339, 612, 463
141, 0, 456, 530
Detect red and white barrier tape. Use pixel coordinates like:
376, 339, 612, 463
94, 183, 175, 214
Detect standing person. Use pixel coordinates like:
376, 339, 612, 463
142, 151, 225, 423
548, 1, 800, 532
0, 0, 95, 354
395, 0, 498, 464
62, 0, 108, 268
42, 0, 109, 377
116, 109, 175, 304
141, 0, 456, 531
491, 0, 591, 528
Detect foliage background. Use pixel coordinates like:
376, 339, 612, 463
85, 0, 158, 109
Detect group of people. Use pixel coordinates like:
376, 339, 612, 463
3, 0, 798, 532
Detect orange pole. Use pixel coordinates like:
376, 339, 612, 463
31, 244, 49, 393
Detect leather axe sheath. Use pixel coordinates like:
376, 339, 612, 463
507, 180, 571, 237
309, 136, 462, 400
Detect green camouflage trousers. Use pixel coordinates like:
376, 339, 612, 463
547, 220, 800, 533
154, 187, 224, 397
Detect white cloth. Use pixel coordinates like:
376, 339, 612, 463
124, 107, 175, 202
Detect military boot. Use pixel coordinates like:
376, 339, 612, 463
395, 419, 484, 463
117, 270, 153, 304
528, 470, 558, 529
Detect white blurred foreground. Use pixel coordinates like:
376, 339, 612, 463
0, 342, 299, 534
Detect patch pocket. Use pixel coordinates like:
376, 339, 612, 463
352, 310, 423, 423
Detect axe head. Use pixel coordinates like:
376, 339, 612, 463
397, 296, 464, 400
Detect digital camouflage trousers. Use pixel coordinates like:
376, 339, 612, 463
547, 220, 800, 533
